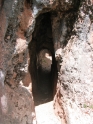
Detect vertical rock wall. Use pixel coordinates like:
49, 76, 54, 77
0, 0, 93, 124
53, 0, 93, 124
0, 0, 57, 124
0, 0, 36, 124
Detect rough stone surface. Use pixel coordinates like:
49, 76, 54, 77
54, 0, 93, 124
0, 84, 36, 124
0, 0, 58, 123
0, 0, 93, 124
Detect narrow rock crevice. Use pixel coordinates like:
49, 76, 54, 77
1, 0, 92, 124
28, 12, 58, 106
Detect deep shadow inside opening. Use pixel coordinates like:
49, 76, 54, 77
28, 12, 58, 106
36, 49, 53, 105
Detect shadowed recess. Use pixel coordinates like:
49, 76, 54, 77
28, 12, 58, 106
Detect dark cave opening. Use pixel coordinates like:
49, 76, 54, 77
28, 12, 58, 106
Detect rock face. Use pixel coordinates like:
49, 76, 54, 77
0, 0, 93, 124
53, 1, 93, 124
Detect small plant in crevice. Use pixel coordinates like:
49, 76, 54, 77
83, 104, 93, 109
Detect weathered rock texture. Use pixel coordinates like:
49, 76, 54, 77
53, 1, 93, 124
0, 0, 93, 124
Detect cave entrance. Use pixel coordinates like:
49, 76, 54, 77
29, 12, 57, 106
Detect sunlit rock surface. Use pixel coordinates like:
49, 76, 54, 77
0, 0, 93, 124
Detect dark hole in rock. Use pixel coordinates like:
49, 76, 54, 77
28, 12, 58, 106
